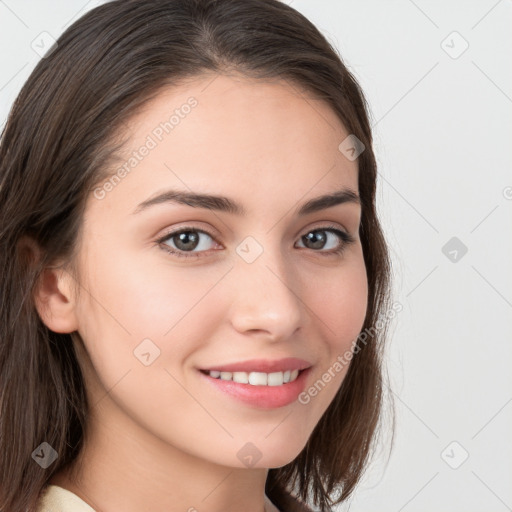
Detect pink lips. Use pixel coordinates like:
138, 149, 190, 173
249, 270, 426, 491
199, 366, 312, 409
199, 357, 312, 373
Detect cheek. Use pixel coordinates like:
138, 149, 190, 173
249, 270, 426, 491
77, 244, 230, 367
73, 246, 228, 435
285, 254, 368, 437
308, 255, 368, 354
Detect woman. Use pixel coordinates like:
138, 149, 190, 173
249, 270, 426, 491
0, 1, 394, 511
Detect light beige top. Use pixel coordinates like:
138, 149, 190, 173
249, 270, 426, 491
37, 484, 281, 511
37, 485, 96, 511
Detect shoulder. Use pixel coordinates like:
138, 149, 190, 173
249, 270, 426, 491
37, 485, 97, 512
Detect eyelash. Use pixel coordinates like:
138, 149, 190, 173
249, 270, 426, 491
156, 224, 356, 260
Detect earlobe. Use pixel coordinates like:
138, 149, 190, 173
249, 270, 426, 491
18, 235, 80, 334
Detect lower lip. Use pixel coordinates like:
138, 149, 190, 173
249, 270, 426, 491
198, 368, 311, 409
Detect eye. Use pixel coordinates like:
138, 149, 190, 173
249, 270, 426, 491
295, 226, 356, 256
157, 227, 219, 258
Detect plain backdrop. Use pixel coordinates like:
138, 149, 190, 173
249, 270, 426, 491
1, 1, 511, 511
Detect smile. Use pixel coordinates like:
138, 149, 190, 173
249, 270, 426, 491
200, 369, 302, 386
198, 367, 312, 409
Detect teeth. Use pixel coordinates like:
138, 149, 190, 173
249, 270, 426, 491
233, 371, 249, 384
205, 369, 300, 386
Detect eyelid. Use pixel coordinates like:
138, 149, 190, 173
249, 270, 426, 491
156, 223, 219, 242
301, 220, 350, 236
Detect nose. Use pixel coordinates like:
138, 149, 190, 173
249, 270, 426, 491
228, 243, 304, 341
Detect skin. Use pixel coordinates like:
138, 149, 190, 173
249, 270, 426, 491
35, 73, 368, 512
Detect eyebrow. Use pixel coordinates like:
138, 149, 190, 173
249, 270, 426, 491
132, 187, 361, 216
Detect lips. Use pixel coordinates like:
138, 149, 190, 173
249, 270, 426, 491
199, 357, 312, 374
199, 366, 312, 409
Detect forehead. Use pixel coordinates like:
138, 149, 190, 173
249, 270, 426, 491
91, 73, 359, 217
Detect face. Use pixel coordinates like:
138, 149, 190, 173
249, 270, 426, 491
66, 73, 368, 469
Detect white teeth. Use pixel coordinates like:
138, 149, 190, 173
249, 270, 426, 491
249, 372, 267, 385
233, 372, 248, 384
205, 369, 301, 386
267, 372, 282, 386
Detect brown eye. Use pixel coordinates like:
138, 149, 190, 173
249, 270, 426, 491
296, 227, 356, 255
169, 231, 201, 251
157, 227, 218, 258
301, 230, 329, 250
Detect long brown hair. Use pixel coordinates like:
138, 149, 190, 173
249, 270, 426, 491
0, 1, 395, 510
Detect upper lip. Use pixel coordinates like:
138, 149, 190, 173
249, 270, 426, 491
200, 357, 312, 373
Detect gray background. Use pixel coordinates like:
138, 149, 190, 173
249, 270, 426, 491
1, 1, 511, 511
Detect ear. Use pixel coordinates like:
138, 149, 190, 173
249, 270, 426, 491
18, 236, 80, 334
